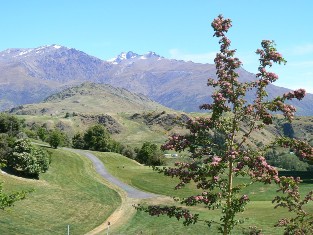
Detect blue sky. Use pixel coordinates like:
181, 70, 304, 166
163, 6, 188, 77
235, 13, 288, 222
1, 1, 313, 92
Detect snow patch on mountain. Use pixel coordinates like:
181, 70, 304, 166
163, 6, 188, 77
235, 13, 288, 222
0, 45, 68, 58
107, 51, 163, 64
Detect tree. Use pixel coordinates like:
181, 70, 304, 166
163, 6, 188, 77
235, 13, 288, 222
136, 15, 313, 234
108, 139, 123, 153
282, 122, 295, 138
73, 125, 127, 154
121, 145, 136, 159
0, 134, 12, 166
0, 113, 23, 136
72, 133, 85, 149
7, 139, 50, 177
266, 149, 309, 171
136, 142, 164, 166
37, 127, 48, 141
47, 130, 63, 149
83, 124, 111, 151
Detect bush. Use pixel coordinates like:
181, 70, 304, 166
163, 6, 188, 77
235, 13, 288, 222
37, 127, 48, 141
73, 125, 133, 156
0, 134, 12, 166
83, 124, 111, 151
7, 139, 50, 177
0, 114, 23, 136
72, 133, 85, 149
121, 145, 136, 159
136, 142, 164, 166
47, 130, 63, 149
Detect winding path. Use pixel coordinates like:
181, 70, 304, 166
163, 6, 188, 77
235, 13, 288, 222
66, 148, 156, 199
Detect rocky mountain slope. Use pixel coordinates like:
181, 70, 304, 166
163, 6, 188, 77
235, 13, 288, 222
1, 45, 312, 115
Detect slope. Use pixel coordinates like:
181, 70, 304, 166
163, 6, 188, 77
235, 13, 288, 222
0, 147, 120, 234
9, 82, 169, 116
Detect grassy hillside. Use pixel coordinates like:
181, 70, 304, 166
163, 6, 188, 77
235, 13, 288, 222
0, 148, 120, 235
9, 82, 170, 116
13, 111, 313, 154
15, 110, 188, 148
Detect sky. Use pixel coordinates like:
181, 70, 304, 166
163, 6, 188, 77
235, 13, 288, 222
1, 1, 312, 92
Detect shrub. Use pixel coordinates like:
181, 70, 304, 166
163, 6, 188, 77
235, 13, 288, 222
0, 113, 23, 136
121, 145, 136, 159
47, 130, 63, 149
7, 139, 50, 177
136, 142, 164, 166
83, 124, 111, 151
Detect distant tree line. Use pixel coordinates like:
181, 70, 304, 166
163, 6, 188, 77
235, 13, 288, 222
265, 148, 313, 171
72, 124, 165, 166
24, 120, 165, 166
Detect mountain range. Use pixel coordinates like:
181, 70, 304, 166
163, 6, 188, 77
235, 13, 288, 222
0, 44, 312, 115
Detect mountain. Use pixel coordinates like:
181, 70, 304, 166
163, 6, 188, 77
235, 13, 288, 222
9, 82, 168, 115
1, 45, 312, 115
107, 51, 163, 64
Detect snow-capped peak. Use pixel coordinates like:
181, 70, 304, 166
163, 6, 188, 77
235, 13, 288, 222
107, 51, 162, 64
107, 51, 140, 64
144, 51, 160, 58
0, 44, 68, 58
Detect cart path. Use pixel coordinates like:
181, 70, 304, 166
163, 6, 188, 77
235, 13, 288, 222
66, 148, 157, 199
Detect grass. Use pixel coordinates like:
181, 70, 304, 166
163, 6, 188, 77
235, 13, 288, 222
1, 147, 312, 234
0, 147, 121, 235
115, 201, 289, 235
113, 113, 169, 148
94, 152, 313, 199
94, 151, 313, 234
94, 152, 202, 198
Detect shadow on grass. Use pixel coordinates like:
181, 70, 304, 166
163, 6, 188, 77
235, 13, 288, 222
1, 167, 39, 180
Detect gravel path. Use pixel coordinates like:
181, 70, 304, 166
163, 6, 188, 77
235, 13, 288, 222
66, 148, 157, 199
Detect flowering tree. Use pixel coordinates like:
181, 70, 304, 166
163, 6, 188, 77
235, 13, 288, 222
136, 15, 313, 234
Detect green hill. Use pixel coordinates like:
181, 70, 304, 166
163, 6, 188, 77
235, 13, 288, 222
9, 82, 169, 116
0, 147, 120, 234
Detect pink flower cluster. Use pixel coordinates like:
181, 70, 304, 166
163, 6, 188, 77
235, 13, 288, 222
207, 78, 218, 87
162, 134, 190, 151
185, 117, 214, 133
213, 92, 226, 103
182, 191, 220, 207
211, 14, 232, 37
136, 205, 198, 226
243, 156, 279, 183
268, 51, 283, 63
266, 72, 279, 82
274, 101, 296, 121
240, 194, 249, 203
283, 89, 306, 101
211, 156, 222, 166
